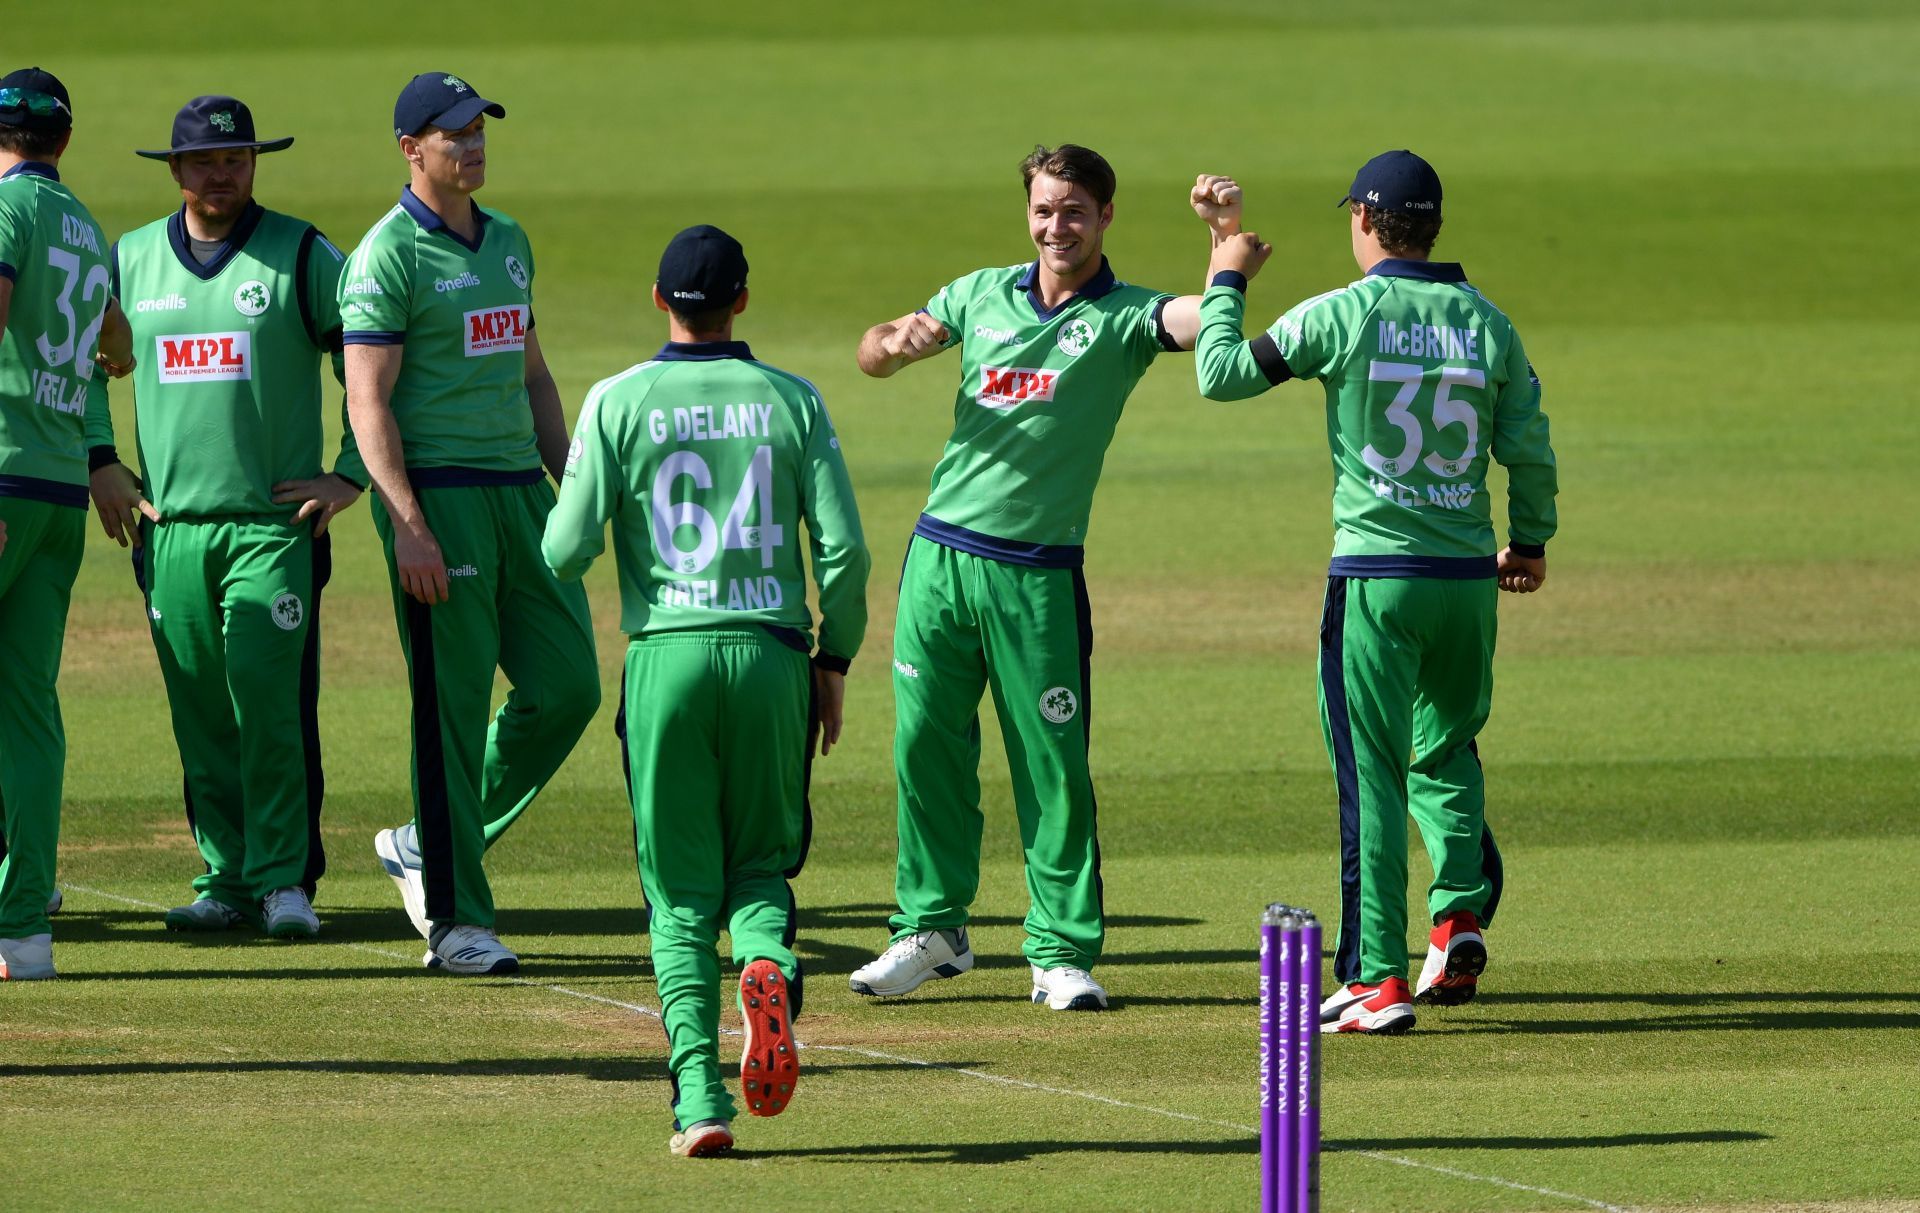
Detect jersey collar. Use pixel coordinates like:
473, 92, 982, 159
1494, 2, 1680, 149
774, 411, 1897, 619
1366, 258, 1467, 284
2, 161, 60, 182
166, 200, 266, 282
1015, 255, 1118, 322
654, 340, 753, 362
399, 185, 489, 253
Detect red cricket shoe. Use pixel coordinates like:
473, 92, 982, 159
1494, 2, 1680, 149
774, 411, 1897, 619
739, 959, 799, 1117
1414, 910, 1487, 1006
1319, 976, 1416, 1034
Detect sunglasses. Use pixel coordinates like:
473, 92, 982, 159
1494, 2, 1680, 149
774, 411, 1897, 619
0, 88, 71, 118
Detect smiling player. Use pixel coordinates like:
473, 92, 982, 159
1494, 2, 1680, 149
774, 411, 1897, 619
850, 147, 1242, 1010
86, 95, 363, 941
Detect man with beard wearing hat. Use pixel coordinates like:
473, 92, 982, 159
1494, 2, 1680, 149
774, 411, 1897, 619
85, 95, 365, 940
342, 72, 599, 975
0, 66, 131, 979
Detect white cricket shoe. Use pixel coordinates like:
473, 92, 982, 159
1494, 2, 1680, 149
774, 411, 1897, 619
1030, 964, 1108, 1011
668, 1119, 734, 1158
374, 824, 432, 941
46, 888, 62, 916
848, 927, 973, 997
164, 898, 246, 932
425, 924, 519, 975
0, 933, 55, 980
263, 887, 320, 940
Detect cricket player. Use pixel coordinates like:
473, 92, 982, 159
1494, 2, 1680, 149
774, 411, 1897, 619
0, 67, 133, 980
849, 146, 1242, 1010
342, 72, 599, 975
84, 95, 363, 940
544, 225, 869, 1158
1194, 151, 1557, 1033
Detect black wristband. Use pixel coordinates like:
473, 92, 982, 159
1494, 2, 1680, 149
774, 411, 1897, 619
1508, 542, 1547, 559
1209, 271, 1248, 292
88, 445, 121, 473
811, 652, 851, 676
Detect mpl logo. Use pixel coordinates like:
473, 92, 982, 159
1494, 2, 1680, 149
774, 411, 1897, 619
155, 331, 252, 383
977, 366, 1057, 410
463, 305, 528, 357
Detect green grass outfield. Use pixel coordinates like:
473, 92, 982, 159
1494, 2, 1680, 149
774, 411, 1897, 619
5, 2, 1919, 1209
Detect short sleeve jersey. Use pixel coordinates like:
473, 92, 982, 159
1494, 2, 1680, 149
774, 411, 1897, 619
1200, 259, 1556, 573
915, 258, 1173, 566
338, 187, 538, 473
541, 341, 870, 659
0, 162, 111, 502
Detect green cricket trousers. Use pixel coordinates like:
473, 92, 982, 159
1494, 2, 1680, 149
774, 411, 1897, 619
890, 537, 1103, 971
622, 627, 811, 1128
1320, 575, 1505, 985
373, 475, 599, 930
0, 498, 83, 939
139, 516, 329, 911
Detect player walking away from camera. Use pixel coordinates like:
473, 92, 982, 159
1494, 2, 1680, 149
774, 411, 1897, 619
342, 72, 598, 976
850, 146, 1243, 1011
544, 225, 869, 1157
1195, 150, 1557, 1033
0, 67, 133, 980
85, 95, 364, 941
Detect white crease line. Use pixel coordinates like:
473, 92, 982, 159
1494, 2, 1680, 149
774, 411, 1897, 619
56, 882, 1629, 1208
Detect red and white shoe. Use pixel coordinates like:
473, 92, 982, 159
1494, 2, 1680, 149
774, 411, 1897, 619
1414, 911, 1487, 1006
1319, 977, 1416, 1034
739, 959, 799, 1117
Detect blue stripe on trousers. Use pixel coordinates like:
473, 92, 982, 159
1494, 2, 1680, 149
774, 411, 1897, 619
1320, 578, 1364, 986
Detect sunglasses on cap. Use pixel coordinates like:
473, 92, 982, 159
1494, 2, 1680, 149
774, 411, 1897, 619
0, 88, 70, 117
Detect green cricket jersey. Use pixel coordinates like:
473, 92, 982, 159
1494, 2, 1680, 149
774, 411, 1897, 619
1196, 259, 1556, 575
83, 203, 358, 516
542, 341, 869, 662
915, 258, 1175, 566
338, 187, 539, 475
0, 162, 111, 505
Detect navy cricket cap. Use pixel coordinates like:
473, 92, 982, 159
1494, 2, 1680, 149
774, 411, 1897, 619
658, 225, 749, 312
136, 96, 293, 160
1339, 149, 1442, 215
0, 66, 73, 132
392, 72, 504, 140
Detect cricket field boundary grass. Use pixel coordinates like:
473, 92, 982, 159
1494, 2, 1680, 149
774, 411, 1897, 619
4, 2, 1918, 1210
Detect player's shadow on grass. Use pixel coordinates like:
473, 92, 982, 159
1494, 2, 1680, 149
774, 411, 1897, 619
1487, 990, 1920, 1006
1328, 1129, 1769, 1151
861, 991, 1248, 1010
0, 1056, 974, 1081
795, 903, 1206, 931
1450, 1009, 1920, 1033
746, 1138, 1254, 1164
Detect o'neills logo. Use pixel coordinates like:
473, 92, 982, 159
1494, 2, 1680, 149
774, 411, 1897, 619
977, 366, 1057, 410
135, 293, 189, 313
156, 331, 251, 383
463, 305, 528, 357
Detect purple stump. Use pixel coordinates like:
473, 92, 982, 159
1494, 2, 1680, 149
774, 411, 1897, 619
1296, 917, 1323, 1212
1259, 906, 1283, 1213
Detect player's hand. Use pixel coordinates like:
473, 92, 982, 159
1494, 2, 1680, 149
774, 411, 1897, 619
93, 350, 136, 379
272, 473, 364, 537
1191, 174, 1244, 240
880, 313, 949, 363
812, 667, 846, 757
1496, 546, 1546, 593
394, 521, 449, 605
88, 461, 160, 548
1209, 231, 1272, 281
0, 517, 7, 558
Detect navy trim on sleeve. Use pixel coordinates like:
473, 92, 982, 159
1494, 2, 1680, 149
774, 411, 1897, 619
88, 445, 121, 472
331, 468, 366, 491
912, 513, 1085, 569
0, 474, 89, 509
406, 466, 545, 490
1508, 542, 1546, 559
341, 330, 405, 347
0, 262, 15, 281
1327, 554, 1496, 580
812, 652, 851, 675
1210, 271, 1248, 293
295, 225, 321, 349
1249, 333, 1294, 385
1151, 297, 1180, 352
